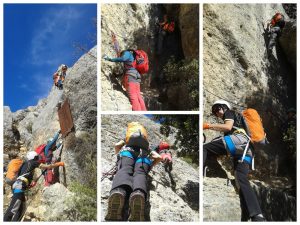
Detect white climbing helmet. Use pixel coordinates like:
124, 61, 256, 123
212, 100, 231, 110
27, 151, 38, 160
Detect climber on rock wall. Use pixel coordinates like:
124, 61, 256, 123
4, 152, 23, 187
105, 122, 162, 221
265, 12, 286, 53
156, 14, 175, 56
203, 100, 266, 222
103, 50, 148, 111
53, 64, 68, 90
35, 130, 64, 186
153, 140, 173, 171
4, 151, 65, 222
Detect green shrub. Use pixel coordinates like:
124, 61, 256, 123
64, 181, 97, 221
163, 57, 199, 110
26, 122, 33, 133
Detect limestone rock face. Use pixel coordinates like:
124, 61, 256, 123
3, 106, 19, 153
203, 177, 241, 221
3, 46, 97, 221
101, 114, 199, 222
203, 3, 296, 221
179, 5, 199, 59
279, 20, 297, 69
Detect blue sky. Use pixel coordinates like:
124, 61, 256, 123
4, 4, 96, 112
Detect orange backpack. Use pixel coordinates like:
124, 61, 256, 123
242, 108, 267, 145
163, 22, 175, 33
271, 13, 285, 27
125, 122, 149, 150
6, 158, 23, 181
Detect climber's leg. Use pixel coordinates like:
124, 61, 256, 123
106, 157, 135, 221
203, 137, 227, 165
4, 193, 25, 221
136, 84, 147, 111
128, 159, 150, 221
234, 161, 263, 219
127, 82, 141, 111
268, 27, 280, 52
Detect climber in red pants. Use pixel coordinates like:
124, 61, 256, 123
103, 50, 147, 111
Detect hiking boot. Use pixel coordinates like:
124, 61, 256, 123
128, 190, 145, 221
251, 214, 266, 221
105, 188, 126, 221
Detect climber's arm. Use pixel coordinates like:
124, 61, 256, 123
115, 140, 126, 154
45, 130, 61, 155
203, 119, 234, 133
108, 51, 132, 62
150, 150, 162, 167
39, 162, 65, 170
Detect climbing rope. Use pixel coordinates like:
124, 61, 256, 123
204, 88, 284, 122
204, 88, 247, 110
101, 163, 118, 182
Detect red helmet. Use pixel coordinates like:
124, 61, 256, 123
159, 141, 170, 151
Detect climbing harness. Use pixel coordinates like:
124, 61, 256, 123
224, 127, 254, 170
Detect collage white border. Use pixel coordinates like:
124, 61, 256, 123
0, 0, 299, 224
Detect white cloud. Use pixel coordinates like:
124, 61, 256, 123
29, 5, 85, 66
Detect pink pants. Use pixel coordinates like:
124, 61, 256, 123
127, 82, 147, 111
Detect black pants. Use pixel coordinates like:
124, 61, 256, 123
203, 138, 262, 219
156, 29, 166, 55
4, 192, 26, 221
268, 26, 281, 51
111, 156, 149, 196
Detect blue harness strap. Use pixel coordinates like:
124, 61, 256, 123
119, 150, 134, 159
224, 136, 236, 155
13, 189, 24, 194
119, 150, 152, 166
241, 155, 252, 165
136, 157, 152, 166
224, 136, 252, 165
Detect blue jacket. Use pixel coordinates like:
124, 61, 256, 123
110, 51, 135, 70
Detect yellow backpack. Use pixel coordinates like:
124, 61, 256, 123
125, 122, 149, 150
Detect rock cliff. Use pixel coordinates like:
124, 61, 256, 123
101, 114, 199, 221
101, 4, 199, 110
203, 4, 296, 221
3, 46, 97, 221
